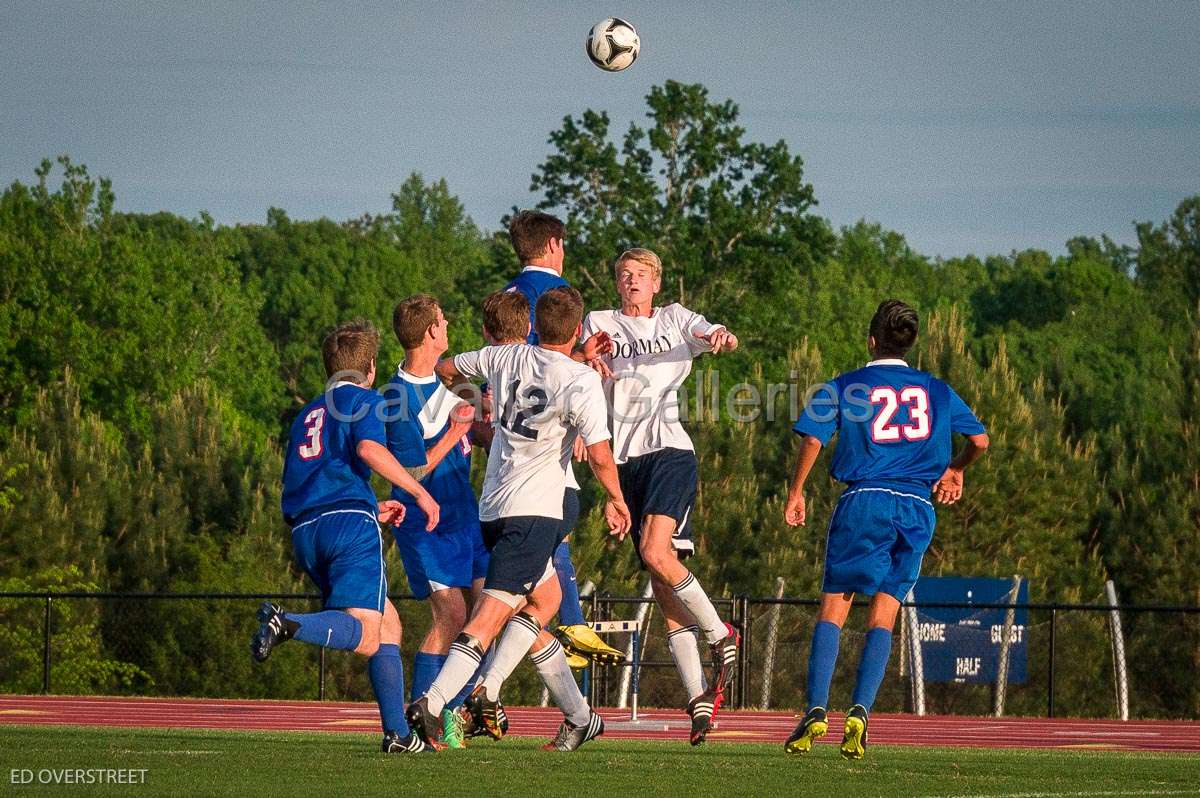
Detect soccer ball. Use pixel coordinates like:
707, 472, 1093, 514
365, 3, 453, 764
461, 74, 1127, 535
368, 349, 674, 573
586, 18, 640, 72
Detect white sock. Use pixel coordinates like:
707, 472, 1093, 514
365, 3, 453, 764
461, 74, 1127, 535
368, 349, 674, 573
531, 638, 591, 727
667, 624, 707, 700
426, 636, 483, 714
481, 612, 541, 701
671, 572, 728, 644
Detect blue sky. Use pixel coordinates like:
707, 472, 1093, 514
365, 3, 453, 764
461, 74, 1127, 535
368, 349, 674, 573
2, 1, 1197, 257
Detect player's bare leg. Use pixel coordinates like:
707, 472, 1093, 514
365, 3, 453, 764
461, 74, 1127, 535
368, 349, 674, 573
640, 514, 736, 681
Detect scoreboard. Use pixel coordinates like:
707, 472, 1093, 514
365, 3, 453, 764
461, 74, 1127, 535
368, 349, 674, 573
910, 576, 1028, 684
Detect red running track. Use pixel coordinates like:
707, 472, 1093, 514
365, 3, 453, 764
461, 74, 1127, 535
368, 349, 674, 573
1, 696, 1198, 753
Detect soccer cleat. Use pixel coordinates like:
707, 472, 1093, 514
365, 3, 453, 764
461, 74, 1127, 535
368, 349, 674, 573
840, 704, 869, 760
564, 649, 590, 670
381, 730, 432, 754
710, 622, 740, 692
541, 710, 605, 752
687, 685, 723, 746
440, 707, 466, 749
784, 706, 828, 754
404, 696, 446, 751
250, 602, 293, 663
464, 685, 508, 741
555, 624, 625, 667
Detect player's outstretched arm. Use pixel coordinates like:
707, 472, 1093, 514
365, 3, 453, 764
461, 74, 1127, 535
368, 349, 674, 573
583, 440, 632, 538
934, 432, 990, 505
784, 434, 824, 527
356, 439, 440, 531
408, 402, 475, 481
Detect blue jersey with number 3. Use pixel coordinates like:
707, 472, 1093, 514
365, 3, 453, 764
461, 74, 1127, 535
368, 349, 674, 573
793, 360, 985, 490
281, 383, 387, 525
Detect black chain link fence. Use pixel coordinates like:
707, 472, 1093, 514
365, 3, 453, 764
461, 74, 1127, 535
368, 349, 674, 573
1, 591, 1196, 719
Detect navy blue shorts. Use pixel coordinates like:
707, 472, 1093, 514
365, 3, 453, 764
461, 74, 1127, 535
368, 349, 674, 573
481, 489, 579, 595
618, 448, 697, 565
291, 509, 387, 613
823, 486, 936, 601
393, 520, 488, 600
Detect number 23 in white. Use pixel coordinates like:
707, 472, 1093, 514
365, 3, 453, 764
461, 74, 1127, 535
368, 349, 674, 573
870, 386, 930, 442
298, 407, 326, 459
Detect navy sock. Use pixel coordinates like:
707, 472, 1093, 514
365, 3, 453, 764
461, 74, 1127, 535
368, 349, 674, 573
285, 610, 362, 650
410, 651, 446, 703
554, 541, 585, 626
806, 620, 841, 710
369, 643, 410, 736
851, 627, 894, 712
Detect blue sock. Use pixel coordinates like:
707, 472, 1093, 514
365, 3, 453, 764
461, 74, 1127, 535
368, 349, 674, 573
369, 644, 410, 736
554, 541, 586, 626
285, 610, 362, 650
851, 627, 894, 712
806, 620, 841, 710
410, 651, 446, 703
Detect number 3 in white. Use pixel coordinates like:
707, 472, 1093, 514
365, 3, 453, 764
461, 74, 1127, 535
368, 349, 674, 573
870, 386, 931, 442
298, 407, 326, 460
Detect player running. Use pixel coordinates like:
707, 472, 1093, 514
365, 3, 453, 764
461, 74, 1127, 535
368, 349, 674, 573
405, 287, 631, 751
383, 294, 490, 748
251, 321, 454, 754
581, 248, 741, 745
502, 209, 624, 669
783, 300, 989, 760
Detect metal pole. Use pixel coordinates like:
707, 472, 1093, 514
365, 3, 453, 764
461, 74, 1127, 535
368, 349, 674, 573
42, 596, 52, 694
1105, 580, 1130, 721
993, 575, 1021, 717
318, 646, 326, 701
630, 630, 640, 721
758, 578, 786, 709
738, 595, 751, 709
619, 579, 654, 709
904, 590, 925, 716
1047, 608, 1056, 718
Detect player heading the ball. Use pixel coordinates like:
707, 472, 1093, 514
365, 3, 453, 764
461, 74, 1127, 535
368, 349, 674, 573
582, 247, 741, 746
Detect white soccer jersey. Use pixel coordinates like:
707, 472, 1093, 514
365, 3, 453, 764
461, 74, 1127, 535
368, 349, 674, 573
582, 303, 724, 464
453, 344, 610, 521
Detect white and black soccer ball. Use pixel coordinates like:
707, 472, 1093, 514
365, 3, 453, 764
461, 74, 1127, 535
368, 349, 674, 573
586, 18, 640, 72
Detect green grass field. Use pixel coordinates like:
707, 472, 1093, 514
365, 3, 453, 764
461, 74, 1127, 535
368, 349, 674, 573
0, 725, 1195, 798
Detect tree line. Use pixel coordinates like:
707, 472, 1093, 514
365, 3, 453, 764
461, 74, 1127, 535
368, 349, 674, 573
0, 81, 1196, 715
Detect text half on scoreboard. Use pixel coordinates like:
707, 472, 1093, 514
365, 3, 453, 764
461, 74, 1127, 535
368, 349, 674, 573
910, 576, 1028, 684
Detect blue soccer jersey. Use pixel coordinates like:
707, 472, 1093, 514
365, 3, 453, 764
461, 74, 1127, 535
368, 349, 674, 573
281, 382, 388, 525
793, 359, 986, 491
504, 266, 568, 344
381, 367, 478, 534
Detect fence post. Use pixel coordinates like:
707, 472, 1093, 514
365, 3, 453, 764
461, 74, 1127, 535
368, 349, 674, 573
1047, 608, 1057, 718
904, 589, 925, 716
738, 595, 751, 710
42, 595, 52, 694
993, 575, 1021, 717
757, 578, 786, 710
318, 647, 326, 701
1105, 580, 1129, 721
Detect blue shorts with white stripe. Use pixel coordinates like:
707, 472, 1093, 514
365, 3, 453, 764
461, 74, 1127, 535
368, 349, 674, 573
291, 509, 388, 613
821, 484, 936, 601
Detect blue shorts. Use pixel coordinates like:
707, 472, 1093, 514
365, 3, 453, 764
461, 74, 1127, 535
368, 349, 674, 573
822, 486, 936, 601
618, 448, 697, 564
291, 509, 387, 613
393, 520, 488, 600
480, 490, 578, 596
